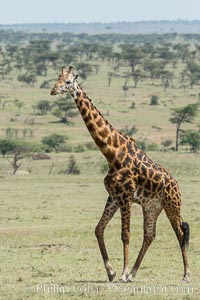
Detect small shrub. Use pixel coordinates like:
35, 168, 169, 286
32, 153, 51, 160
147, 143, 159, 151
34, 100, 51, 115
0, 138, 17, 157
150, 95, 159, 105
42, 133, 66, 152
163, 140, 173, 147
74, 144, 85, 153
65, 156, 80, 175
40, 80, 50, 89
161, 139, 173, 150
100, 162, 108, 174
59, 144, 73, 153
136, 140, 147, 151
85, 142, 98, 151
121, 125, 137, 136
130, 102, 136, 109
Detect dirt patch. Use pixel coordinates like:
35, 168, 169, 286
17, 243, 71, 250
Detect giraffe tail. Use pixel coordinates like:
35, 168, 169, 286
181, 221, 190, 249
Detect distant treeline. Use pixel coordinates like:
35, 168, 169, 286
1, 20, 200, 34
1, 29, 200, 45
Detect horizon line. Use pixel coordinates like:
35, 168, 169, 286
1, 19, 200, 26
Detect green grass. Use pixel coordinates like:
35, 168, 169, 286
0, 55, 200, 299
0, 152, 200, 299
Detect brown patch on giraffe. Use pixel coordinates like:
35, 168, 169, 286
107, 136, 112, 145
152, 172, 161, 182
99, 127, 110, 138
105, 149, 116, 162
123, 155, 133, 167
92, 112, 99, 119
87, 123, 95, 133
96, 118, 104, 127
113, 132, 119, 148
81, 107, 87, 116
95, 139, 107, 149
84, 101, 90, 108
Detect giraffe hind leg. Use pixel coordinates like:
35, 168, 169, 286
181, 221, 190, 282
163, 201, 190, 281
181, 221, 190, 249
128, 205, 163, 281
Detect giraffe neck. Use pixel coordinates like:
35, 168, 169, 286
71, 84, 131, 165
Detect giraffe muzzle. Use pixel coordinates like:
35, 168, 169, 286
50, 89, 57, 95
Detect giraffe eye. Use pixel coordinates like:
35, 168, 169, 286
66, 80, 71, 84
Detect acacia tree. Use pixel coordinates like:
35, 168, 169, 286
5, 141, 32, 174
180, 130, 200, 153
53, 95, 77, 124
185, 61, 200, 88
42, 133, 66, 152
0, 139, 17, 157
34, 100, 51, 115
173, 43, 190, 63
169, 102, 199, 151
0, 59, 12, 79
120, 44, 144, 72
143, 59, 166, 85
75, 62, 93, 83
17, 73, 36, 87
132, 69, 144, 88
107, 72, 115, 87
10, 151, 27, 174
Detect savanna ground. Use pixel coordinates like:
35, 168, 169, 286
0, 152, 199, 299
0, 43, 200, 299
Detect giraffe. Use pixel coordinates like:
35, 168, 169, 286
50, 66, 190, 283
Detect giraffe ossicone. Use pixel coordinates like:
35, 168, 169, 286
50, 66, 190, 283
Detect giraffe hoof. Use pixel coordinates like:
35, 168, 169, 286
121, 274, 133, 283
182, 277, 190, 283
108, 271, 116, 282
127, 274, 133, 282
182, 272, 190, 283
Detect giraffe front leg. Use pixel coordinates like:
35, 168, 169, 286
120, 201, 132, 282
95, 196, 119, 282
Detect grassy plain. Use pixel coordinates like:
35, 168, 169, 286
0, 60, 200, 299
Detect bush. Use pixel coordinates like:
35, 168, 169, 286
32, 153, 51, 160
150, 95, 159, 105
121, 125, 137, 136
74, 144, 85, 153
65, 156, 80, 175
100, 162, 108, 174
147, 143, 159, 151
58, 144, 73, 153
161, 139, 173, 151
40, 80, 50, 89
136, 140, 147, 151
180, 130, 200, 153
0, 139, 17, 157
34, 100, 51, 115
42, 133, 66, 152
85, 142, 98, 151
130, 102, 136, 109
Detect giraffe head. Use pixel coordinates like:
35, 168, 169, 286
50, 66, 78, 95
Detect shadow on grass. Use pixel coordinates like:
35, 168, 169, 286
74, 280, 108, 284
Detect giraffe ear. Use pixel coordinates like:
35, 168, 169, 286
62, 66, 68, 75
68, 66, 74, 73
75, 74, 79, 80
